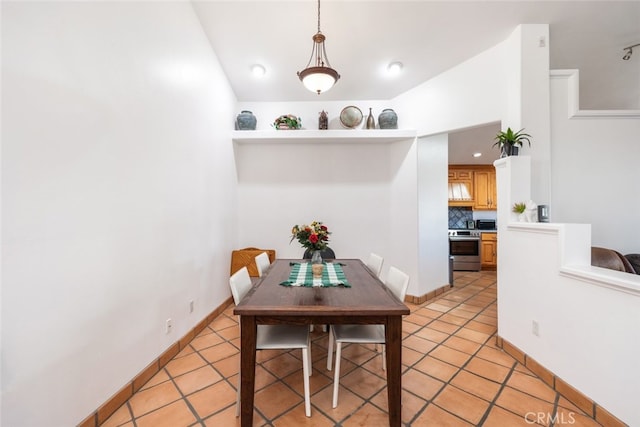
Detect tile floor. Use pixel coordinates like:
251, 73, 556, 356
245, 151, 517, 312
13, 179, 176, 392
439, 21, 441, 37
102, 271, 604, 427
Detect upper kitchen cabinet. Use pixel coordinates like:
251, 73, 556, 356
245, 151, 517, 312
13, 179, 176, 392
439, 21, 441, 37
473, 169, 497, 210
448, 168, 474, 206
448, 165, 497, 210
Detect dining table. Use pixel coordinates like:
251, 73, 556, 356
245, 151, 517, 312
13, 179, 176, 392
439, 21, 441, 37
233, 258, 410, 427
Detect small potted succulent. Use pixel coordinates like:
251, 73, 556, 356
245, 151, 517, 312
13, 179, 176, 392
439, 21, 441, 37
512, 202, 527, 221
493, 127, 531, 157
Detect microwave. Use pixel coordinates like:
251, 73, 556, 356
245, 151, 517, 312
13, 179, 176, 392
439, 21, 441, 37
476, 219, 496, 230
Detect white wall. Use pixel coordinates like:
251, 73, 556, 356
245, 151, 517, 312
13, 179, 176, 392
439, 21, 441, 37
549, 71, 640, 254
233, 101, 419, 288
500, 223, 640, 426
508, 25, 552, 207
417, 135, 449, 291
392, 26, 538, 295
1, 2, 237, 426
393, 39, 507, 138
496, 157, 640, 426
234, 139, 393, 260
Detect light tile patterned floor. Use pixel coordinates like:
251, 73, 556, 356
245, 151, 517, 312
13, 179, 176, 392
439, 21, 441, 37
102, 271, 604, 426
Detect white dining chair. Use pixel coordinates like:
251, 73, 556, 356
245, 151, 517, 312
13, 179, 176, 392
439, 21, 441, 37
254, 252, 271, 278
229, 267, 312, 417
326, 266, 409, 408
366, 253, 384, 278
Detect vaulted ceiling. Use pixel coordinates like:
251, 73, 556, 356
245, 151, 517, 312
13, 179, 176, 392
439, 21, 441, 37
193, 1, 640, 110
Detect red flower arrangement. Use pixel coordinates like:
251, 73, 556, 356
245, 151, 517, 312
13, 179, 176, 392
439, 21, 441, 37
290, 221, 330, 251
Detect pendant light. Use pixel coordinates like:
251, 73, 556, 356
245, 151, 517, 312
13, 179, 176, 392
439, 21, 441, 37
297, 0, 340, 94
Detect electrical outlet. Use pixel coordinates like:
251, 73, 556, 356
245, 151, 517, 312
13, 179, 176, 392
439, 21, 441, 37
189, 300, 194, 313
166, 318, 173, 334
532, 320, 539, 336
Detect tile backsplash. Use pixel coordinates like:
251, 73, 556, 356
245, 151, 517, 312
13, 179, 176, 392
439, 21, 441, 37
448, 207, 498, 229
449, 207, 473, 229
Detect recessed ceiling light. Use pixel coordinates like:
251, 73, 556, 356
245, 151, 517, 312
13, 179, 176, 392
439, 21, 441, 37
473, 152, 482, 158
251, 64, 266, 78
387, 62, 403, 76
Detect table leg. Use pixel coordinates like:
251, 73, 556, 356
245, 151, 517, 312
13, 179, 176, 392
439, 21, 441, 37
385, 316, 402, 427
240, 316, 257, 427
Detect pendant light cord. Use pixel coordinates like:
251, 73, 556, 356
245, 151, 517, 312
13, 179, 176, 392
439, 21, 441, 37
317, 0, 321, 33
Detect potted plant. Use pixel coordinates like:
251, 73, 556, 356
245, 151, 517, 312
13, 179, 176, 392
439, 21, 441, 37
273, 114, 302, 130
512, 202, 527, 221
493, 127, 531, 157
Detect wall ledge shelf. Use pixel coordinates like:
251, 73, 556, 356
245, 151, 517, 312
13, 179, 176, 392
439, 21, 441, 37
232, 129, 417, 144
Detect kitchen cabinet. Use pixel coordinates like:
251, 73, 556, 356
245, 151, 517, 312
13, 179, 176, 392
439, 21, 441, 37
481, 232, 497, 270
448, 168, 474, 206
474, 170, 497, 210
448, 165, 497, 210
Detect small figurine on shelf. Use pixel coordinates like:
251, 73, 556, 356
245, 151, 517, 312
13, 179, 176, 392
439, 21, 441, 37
319, 110, 328, 130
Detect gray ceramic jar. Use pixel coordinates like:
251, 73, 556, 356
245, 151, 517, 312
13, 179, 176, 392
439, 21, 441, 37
378, 109, 398, 129
236, 110, 257, 130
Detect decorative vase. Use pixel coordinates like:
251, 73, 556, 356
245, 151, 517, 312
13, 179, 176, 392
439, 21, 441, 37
236, 110, 258, 130
525, 210, 536, 223
366, 108, 375, 129
311, 250, 324, 278
236, 110, 257, 130
378, 108, 398, 129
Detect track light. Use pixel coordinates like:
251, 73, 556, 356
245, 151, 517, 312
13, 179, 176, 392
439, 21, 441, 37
622, 43, 640, 61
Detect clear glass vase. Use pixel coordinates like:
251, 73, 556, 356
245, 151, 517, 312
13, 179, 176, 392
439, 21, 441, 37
311, 250, 324, 278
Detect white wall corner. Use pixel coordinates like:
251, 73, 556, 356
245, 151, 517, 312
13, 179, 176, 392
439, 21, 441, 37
550, 69, 640, 119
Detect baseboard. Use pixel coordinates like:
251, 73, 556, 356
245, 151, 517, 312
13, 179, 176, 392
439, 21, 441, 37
78, 296, 234, 427
495, 335, 628, 427
405, 282, 453, 304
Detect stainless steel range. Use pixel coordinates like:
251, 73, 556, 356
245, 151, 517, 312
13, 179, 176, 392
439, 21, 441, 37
448, 230, 481, 271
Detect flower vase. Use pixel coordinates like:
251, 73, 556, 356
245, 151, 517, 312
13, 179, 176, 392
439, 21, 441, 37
311, 250, 324, 278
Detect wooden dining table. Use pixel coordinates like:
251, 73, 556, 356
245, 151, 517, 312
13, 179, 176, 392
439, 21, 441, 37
233, 258, 410, 427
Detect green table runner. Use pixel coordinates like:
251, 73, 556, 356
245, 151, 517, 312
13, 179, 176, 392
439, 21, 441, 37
280, 262, 351, 287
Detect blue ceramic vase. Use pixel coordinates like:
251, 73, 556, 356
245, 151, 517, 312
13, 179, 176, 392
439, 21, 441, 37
236, 110, 257, 130
378, 109, 398, 129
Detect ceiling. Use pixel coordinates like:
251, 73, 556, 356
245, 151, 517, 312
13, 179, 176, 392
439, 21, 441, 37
193, 1, 639, 107
448, 122, 502, 165
191, 1, 639, 164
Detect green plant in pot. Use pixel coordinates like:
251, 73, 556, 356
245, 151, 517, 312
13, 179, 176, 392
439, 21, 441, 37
512, 202, 527, 214
512, 201, 527, 221
493, 127, 531, 158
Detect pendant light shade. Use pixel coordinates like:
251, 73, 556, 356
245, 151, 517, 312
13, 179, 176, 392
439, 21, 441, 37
297, 0, 340, 94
